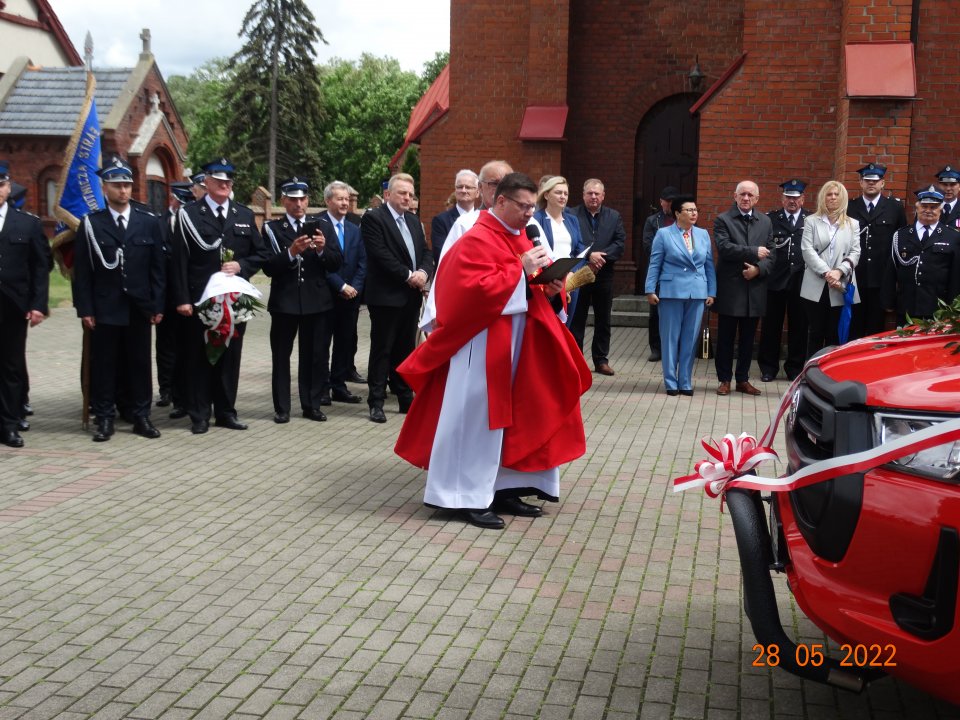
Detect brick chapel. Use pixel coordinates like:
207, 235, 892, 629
413, 0, 957, 293
0, 0, 188, 236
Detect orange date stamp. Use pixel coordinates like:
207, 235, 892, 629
752, 643, 897, 668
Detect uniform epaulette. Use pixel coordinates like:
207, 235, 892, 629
131, 201, 157, 217
12, 207, 39, 219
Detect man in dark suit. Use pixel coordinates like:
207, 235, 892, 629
640, 186, 678, 363
72, 157, 165, 442
262, 178, 342, 423
319, 180, 366, 404
0, 161, 50, 448
155, 182, 194, 415
361, 172, 434, 423
713, 180, 775, 396
171, 158, 269, 434
759, 180, 810, 381
570, 178, 626, 376
937, 165, 960, 229
430, 169, 478, 257
846, 163, 907, 338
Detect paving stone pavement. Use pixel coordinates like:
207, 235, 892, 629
2, 294, 958, 720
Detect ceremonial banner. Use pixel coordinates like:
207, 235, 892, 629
52, 71, 104, 277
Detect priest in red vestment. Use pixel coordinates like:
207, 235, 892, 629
395, 173, 592, 529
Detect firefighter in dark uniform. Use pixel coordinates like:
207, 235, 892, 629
883, 186, 960, 325
937, 165, 960, 229
171, 158, 269, 434
262, 178, 342, 424
847, 163, 907, 338
0, 161, 50, 448
759, 179, 811, 381
155, 181, 194, 417
72, 157, 165, 442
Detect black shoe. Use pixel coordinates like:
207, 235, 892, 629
215, 415, 248, 430
22, 403, 33, 416
92, 418, 114, 442
318, 395, 332, 406
461, 509, 505, 529
17, 418, 29, 432
331, 390, 362, 404
156, 392, 172, 407
680, 389, 694, 397
347, 370, 366, 383
191, 419, 209, 434
274, 412, 290, 424
648, 350, 661, 362
1, 430, 24, 448
666, 389, 679, 396
169, 406, 187, 419
492, 497, 543, 517
302, 409, 327, 422
133, 418, 161, 439
369, 406, 387, 423
398, 397, 413, 414
760, 373, 775, 382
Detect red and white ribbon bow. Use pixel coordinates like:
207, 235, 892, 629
674, 433, 778, 497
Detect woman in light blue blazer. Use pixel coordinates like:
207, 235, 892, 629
532, 176, 588, 326
644, 195, 716, 396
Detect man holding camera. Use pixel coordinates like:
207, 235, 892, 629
262, 178, 342, 423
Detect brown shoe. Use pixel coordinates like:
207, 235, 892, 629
735, 381, 762, 396
716, 381, 731, 396
595, 363, 615, 376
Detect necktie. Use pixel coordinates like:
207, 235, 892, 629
741, 213, 751, 223
922, 225, 931, 243
789, 214, 796, 228
336, 221, 344, 250
683, 230, 693, 253
396, 215, 416, 267
294, 219, 302, 236
117, 215, 125, 233
216, 205, 225, 230
867, 201, 874, 213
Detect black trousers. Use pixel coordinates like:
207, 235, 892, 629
155, 310, 187, 407
184, 315, 246, 423
758, 275, 808, 380
325, 296, 361, 394
89, 313, 153, 421
715, 314, 760, 383
570, 270, 615, 363
270, 311, 329, 414
367, 297, 419, 409
0, 294, 28, 433
805, 287, 843, 356
849, 286, 886, 340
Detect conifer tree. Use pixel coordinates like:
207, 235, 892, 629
224, 0, 327, 200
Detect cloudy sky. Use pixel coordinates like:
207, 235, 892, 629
51, 0, 450, 78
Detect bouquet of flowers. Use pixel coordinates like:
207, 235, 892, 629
196, 253, 265, 364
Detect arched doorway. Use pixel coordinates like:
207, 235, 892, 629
632, 93, 700, 292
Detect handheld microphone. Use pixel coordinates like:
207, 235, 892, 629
525, 225, 552, 281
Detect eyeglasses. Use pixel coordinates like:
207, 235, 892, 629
455, 184, 478, 191
681, 208, 699, 214
503, 196, 536, 213
481, 179, 501, 187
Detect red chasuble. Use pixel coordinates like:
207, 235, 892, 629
394, 211, 591, 472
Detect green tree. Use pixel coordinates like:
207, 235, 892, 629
167, 58, 232, 175
224, 0, 327, 200
316, 54, 422, 200
420, 51, 449, 92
